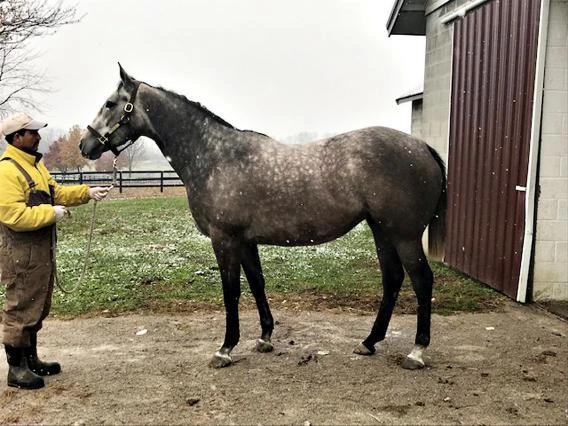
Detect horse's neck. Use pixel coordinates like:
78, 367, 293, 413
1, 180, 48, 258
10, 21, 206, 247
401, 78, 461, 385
140, 86, 234, 181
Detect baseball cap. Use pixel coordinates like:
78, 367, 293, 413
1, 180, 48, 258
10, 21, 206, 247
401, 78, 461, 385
1, 112, 47, 136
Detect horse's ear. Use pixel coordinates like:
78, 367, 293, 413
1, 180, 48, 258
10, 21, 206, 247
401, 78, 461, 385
118, 62, 136, 90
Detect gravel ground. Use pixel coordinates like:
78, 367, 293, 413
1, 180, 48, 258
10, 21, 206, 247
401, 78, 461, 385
0, 301, 567, 425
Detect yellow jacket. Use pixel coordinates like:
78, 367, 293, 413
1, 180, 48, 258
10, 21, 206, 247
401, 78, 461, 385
0, 144, 91, 232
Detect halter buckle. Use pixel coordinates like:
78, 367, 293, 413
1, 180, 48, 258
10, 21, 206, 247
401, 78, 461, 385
97, 135, 109, 145
124, 102, 134, 113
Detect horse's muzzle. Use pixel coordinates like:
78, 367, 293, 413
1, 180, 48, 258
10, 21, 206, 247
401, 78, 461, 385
78, 140, 90, 158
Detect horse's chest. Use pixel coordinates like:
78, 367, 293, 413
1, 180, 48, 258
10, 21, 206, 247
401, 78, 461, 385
188, 191, 249, 234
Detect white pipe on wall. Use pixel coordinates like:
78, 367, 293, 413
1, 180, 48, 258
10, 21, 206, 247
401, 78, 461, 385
517, 0, 551, 303
440, 0, 493, 24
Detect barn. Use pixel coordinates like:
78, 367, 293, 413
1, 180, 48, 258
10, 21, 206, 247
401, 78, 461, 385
387, 0, 567, 304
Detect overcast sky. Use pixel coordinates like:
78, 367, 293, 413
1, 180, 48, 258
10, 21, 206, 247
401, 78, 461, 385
30, 0, 425, 141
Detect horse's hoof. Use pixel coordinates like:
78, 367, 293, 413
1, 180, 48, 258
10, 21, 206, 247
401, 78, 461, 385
353, 342, 375, 356
209, 351, 233, 368
401, 356, 425, 370
256, 339, 274, 353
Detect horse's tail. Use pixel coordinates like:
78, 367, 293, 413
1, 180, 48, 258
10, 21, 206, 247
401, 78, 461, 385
427, 145, 447, 259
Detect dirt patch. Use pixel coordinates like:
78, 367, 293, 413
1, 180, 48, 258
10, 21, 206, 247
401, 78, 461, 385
1, 303, 567, 425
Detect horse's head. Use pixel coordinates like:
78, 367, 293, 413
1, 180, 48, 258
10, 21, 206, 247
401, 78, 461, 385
79, 64, 143, 160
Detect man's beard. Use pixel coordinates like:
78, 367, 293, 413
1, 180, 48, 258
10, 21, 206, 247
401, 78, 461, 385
22, 143, 39, 155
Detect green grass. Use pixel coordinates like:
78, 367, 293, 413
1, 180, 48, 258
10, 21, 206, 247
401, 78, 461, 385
0, 196, 506, 317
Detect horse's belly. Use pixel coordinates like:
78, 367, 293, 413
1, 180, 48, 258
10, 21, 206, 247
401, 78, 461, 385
245, 208, 362, 246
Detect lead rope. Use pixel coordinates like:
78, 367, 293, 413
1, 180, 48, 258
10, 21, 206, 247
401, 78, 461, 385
55, 158, 118, 294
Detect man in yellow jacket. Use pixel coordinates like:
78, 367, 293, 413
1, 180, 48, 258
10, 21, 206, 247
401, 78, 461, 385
0, 112, 111, 390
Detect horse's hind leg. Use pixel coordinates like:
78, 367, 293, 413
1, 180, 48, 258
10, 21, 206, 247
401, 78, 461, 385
395, 239, 433, 370
241, 243, 274, 353
354, 219, 404, 356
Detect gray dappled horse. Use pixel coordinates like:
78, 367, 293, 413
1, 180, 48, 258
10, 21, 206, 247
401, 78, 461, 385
79, 65, 447, 370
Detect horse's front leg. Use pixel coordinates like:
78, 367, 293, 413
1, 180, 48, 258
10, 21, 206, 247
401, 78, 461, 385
209, 230, 242, 368
241, 243, 274, 353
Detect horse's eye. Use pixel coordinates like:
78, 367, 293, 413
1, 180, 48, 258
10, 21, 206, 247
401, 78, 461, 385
105, 100, 117, 109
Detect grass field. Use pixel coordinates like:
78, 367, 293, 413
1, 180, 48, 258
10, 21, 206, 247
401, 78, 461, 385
0, 195, 507, 317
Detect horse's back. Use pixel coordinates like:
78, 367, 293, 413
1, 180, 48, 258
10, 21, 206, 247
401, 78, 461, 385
199, 126, 444, 245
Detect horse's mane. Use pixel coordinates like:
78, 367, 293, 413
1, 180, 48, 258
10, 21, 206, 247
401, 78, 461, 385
143, 82, 268, 138
156, 85, 237, 130
119, 80, 269, 138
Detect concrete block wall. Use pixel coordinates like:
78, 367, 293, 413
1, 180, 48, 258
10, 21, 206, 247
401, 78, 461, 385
411, 100, 423, 139
421, 0, 472, 159
420, 1, 459, 163
533, 0, 568, 301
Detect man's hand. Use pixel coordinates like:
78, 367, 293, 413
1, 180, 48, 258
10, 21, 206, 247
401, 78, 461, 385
53, 205, 68, 222
88, 186, 112, 201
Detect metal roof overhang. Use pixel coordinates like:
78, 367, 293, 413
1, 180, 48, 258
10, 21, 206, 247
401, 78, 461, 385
387, 0, 427, 36
396, 91, 424, 105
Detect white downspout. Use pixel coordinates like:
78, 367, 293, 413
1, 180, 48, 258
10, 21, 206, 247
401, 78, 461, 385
440, 0, 493, 24
517, 0, 550, 303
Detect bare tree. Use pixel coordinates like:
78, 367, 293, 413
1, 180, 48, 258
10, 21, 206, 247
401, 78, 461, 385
123, 138, 147, 173
0, 0, 80, 115
94, 151, 128, 172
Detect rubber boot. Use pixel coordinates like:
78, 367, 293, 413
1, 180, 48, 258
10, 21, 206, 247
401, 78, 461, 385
5, 345, 45, 390
26, 333, 61, 376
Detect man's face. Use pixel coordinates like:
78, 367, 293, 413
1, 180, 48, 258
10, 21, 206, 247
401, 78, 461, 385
13, 129, 41, 153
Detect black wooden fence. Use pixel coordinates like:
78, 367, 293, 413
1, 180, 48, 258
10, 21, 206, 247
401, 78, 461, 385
51, 170, 184, 193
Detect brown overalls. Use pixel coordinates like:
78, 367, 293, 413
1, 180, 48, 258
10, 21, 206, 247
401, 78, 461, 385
0, 158, 56, 348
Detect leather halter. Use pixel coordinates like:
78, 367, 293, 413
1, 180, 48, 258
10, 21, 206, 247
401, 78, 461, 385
87, 82, 141, 156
